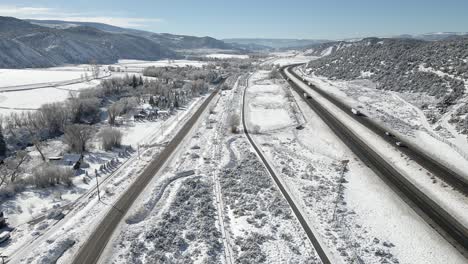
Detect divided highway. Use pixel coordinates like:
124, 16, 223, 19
282, 66, 468, 258
72, 84, 223, 264
287, 66, 468, 195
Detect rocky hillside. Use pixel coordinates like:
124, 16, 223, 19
306, 37, 468, 105
305, 37, 468, 133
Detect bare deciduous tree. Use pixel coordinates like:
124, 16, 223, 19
108, 102, 123, 126
63, 124, 94, 153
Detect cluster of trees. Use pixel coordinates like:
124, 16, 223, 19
0, 66, 217, 193
143, 66, 218, 83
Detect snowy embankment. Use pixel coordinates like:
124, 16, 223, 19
244, 69, 466, 263
295, 68, 468, 177
287, 69, 468, 230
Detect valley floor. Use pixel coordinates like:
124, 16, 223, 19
1, 55, 467, 263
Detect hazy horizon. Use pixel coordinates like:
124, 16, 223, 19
1, 0, 467, 39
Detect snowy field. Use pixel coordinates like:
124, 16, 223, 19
205, 53, 249, 59
0, 59, 207, 116
244, 70, 467, 263
262, 51, 318, 66
116, 59, 206, 68
0, 69, 86, 88
0, 80, 101, 115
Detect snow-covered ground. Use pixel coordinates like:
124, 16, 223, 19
103, 74, 319, 264
244, 69, 467, 263
205, 53, 249, 59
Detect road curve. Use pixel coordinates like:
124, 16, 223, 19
282, 66, 468, 258
241, 74, 332, 264
72, 83, 223, 264
287, 66, 468, 195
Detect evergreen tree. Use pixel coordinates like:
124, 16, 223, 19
0, 128, 6, 157
149, 96, 155, 107
139, 76, 144, 86
132, 75, 138, 89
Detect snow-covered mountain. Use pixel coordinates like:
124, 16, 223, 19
0, 17, 240, 68
27, 19, 236, 51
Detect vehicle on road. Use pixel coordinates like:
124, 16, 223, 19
351, 108, 362, 116
304, 93, 311, 99
296, 124, 305, 130
0, 231, 10, 244
395, 141, 407, 147
385, 131, 395, 137
0, 212, 5, 228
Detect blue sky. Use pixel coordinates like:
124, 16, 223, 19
1, 0, 467, 39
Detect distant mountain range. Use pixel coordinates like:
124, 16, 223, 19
394, 32, 468, 41
0, 16, 241, 68
224, 33, 468, 51
223, 38, 331, 49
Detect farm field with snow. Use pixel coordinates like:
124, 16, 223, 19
0, 69, 85, 88
0, 59, 209, 116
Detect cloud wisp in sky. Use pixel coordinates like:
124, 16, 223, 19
0, 4, 163, 28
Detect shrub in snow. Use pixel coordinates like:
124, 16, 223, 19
99, 127, 123, 151
125, 177, 222, 263
251, 125, 261, 134
32, 164, 73, 188
228, 113, 240, 133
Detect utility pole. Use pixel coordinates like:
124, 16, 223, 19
96, 171, 101, 201
332, 160, 349, 223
